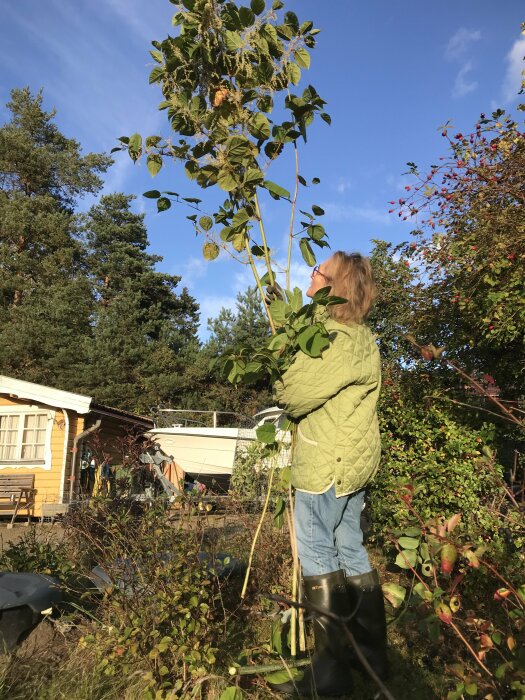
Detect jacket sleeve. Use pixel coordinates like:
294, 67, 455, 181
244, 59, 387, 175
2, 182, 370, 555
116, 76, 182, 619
273, 328, 377, 419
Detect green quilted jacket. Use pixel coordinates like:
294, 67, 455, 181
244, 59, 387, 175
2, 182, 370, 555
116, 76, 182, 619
273, 318, 381, 496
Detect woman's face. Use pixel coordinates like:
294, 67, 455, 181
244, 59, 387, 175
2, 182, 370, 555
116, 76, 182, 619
306, 256, 334, 298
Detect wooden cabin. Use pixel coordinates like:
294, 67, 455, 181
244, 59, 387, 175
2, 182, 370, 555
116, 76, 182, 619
0, 375, 153, 521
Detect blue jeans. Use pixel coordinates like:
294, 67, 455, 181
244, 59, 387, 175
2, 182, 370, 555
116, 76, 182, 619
294, 486, 371, 577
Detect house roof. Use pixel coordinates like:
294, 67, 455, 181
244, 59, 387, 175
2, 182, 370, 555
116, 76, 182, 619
0, 375, 152, 428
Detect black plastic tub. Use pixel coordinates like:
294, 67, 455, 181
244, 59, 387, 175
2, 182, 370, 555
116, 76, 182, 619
0, 572, 62, 651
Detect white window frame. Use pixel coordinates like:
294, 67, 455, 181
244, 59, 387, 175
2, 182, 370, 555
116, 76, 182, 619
0, 406, 54, 470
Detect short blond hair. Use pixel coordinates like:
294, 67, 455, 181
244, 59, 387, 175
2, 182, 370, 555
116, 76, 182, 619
326, 251, 376, 324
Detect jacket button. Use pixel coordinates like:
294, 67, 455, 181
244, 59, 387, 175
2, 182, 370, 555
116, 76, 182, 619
336, 479, 342, 485
336, 457, 341, 462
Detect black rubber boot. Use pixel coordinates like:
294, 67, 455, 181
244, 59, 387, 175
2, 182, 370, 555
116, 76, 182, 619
268, 569, 354, 697
345, 569, 389, 680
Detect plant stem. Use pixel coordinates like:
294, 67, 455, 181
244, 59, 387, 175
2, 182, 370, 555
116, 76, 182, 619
285, 503, 297, 657
240, 459, 277, 599
286, 142, 299, 291
229, 658, 311, 676
244, 237, 276, 335
446, 359, 524, 428
478, 558, 524, 608
449, 619, 494, 678
253, 192, 275, 287
426, 395, 517, 424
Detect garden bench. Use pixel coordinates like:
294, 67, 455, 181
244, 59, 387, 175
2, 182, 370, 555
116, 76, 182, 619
0, 474, 36, 528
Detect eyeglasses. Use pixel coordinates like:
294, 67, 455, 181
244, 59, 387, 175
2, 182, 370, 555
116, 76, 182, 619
311, 265, 330, 280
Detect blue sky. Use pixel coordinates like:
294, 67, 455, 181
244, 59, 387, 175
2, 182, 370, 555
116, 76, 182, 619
1, 0, 523, 336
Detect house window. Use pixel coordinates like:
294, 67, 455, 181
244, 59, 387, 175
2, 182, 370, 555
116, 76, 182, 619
0, 412, 48, 461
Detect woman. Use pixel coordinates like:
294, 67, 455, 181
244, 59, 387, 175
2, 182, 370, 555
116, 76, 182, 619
270, 252, 387, 697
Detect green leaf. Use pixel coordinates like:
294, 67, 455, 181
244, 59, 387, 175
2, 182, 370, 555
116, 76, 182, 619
218, 171, 238, 192
263, 180, 290, 199
395, 549, 418, 569
219, 687, 244, 700
256, 423, 276, 444
413, 582, 433, 601
239, 7, 255, 26
128, 133, 142, 161
248, 113, 271, 140
311, 204, 324, 216
268, 333, 289, 352
149, 66, 164, 84
421, 560, 434, 577
287, 63, 301, 86
232, 208, 250, 228
297, 325, 328, 357
398, 536, 420, 550
251, 245, 265, 257
143, 190, 161, 199
232, 232, 246, 252
284, 11, 299, 33
299, 238, 316, 266
382, 582, 406, 609
403, 526, 422, 537
244, 168, 264, 185
285, 287, 303, 312
272, 0, 284, 10
320, 112, 331, 125
203, 242, 220, 260
147, 154, 163, 177
145, 135, 162, 147
224, 31, 243, 51
269, 299, 288, 324
278, 466, 292, 489
465, 683, 477, 696
265, 669, 303, 684
307, 224, 326, 241
199, 216, 213, 231
250, 0, 265, 15
157, 197, 171, 212
294, 48, 310, 69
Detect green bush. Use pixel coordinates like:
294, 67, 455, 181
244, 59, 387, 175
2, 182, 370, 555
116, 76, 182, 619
369, 387, 506, 540
229, 441, 270, 504
67, 500, 224, 700
0, 528, 76, 586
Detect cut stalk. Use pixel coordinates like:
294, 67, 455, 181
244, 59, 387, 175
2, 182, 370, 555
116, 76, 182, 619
286, 141, 300, 290
240, 458, 277, 599
228, 658, 310, 676
244, 237, 276, 335
254, 192, 275, 288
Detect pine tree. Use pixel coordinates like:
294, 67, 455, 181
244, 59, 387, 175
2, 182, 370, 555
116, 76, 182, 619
79, 193, 200, 412
0, 88, 110, 387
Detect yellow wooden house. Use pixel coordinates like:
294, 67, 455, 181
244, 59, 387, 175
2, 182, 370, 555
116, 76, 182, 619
0, 375, 153, 521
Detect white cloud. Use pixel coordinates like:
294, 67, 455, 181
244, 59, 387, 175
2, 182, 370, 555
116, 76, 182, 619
445, 28, 481, 99
322, 202, 391, 226
334, 177, 352, 194
502, 36, 525, 103
106, 0, 164, 43
199, 294, 237, 323
178, 256, 208, 288
445, 28, 481, 61
453, 61, 478, 98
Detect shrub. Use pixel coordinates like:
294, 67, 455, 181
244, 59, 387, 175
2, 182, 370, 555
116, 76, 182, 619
369, 386, 506, 541
67, 500, 224, 699
0, 528, 76, 586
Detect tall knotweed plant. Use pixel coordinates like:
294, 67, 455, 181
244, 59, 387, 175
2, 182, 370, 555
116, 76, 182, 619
114, 0, 341, 372
115, 0, 343, 662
